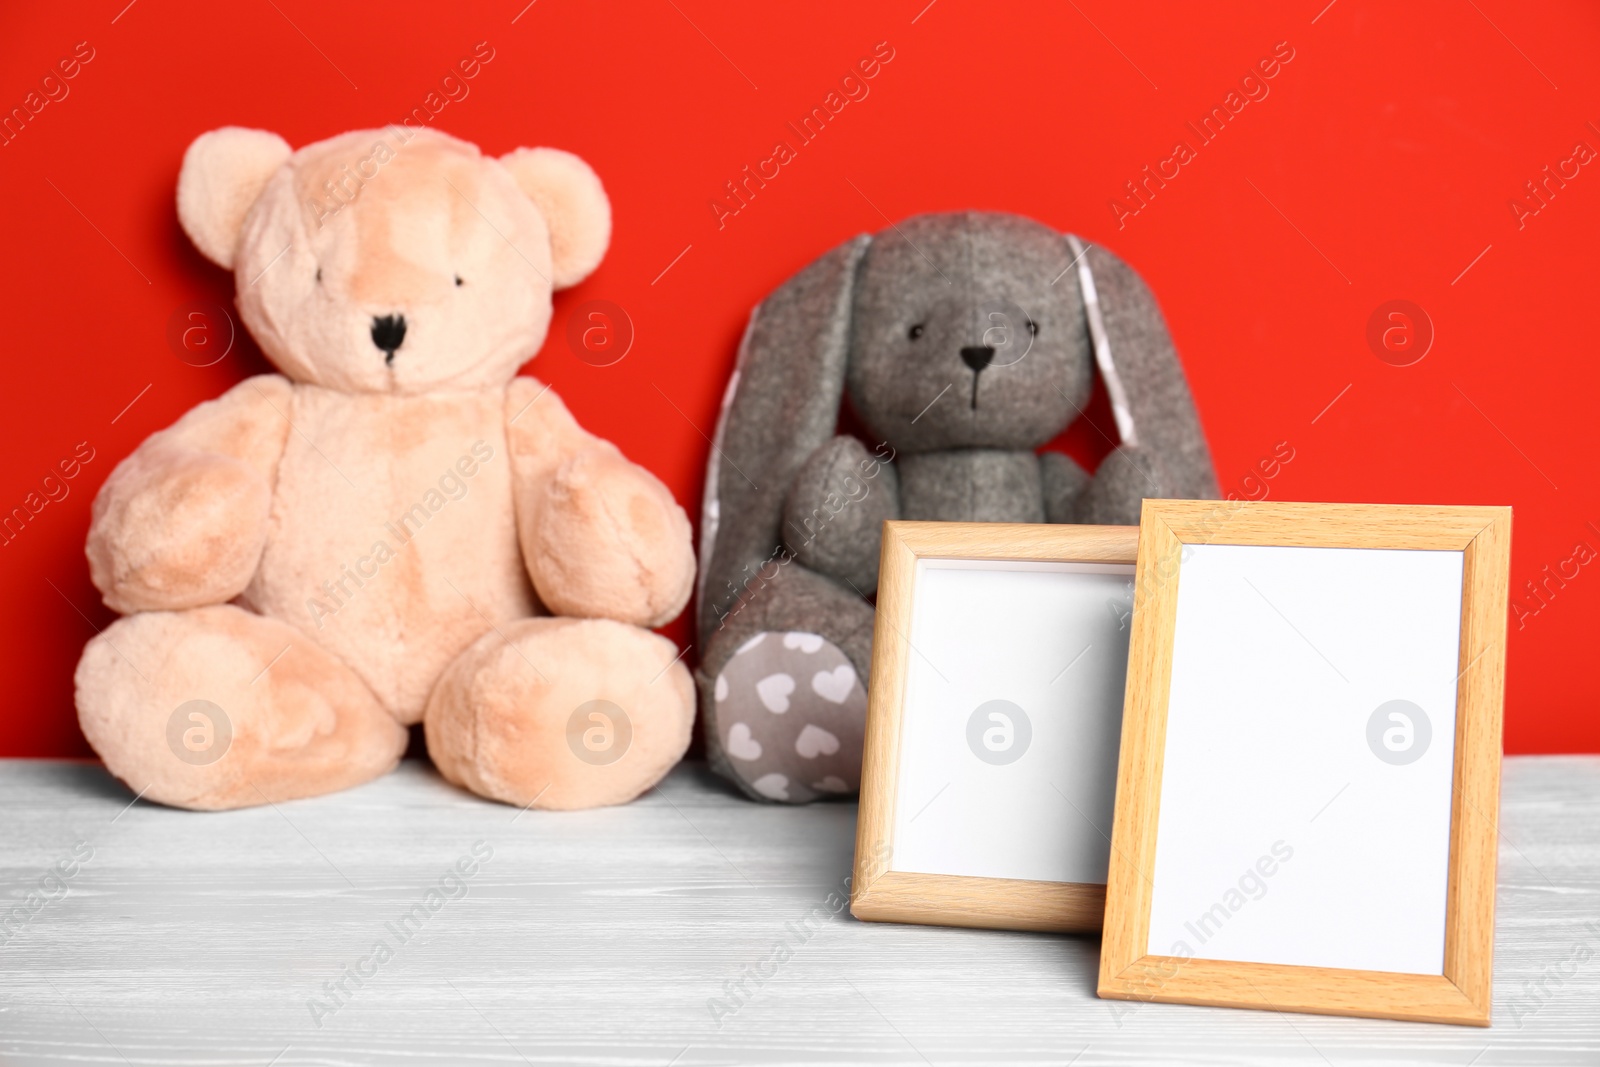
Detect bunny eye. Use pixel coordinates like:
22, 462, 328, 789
454, 274, 464, 286
908, 323, 925, 340
1027, 319, 1039, 336
315, 267, 322, 284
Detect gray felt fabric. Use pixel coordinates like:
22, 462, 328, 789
1040, 451, 1092, 523
697, 211, 1218, 804
847, 214, 1092, 455
697, 235, 871, 641
696, 563, 875, 803
704, 630, 867, 805
782, 436, 900, 595
897, 450, 1046, 525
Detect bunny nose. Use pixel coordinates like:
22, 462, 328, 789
371, 314, 407, 363
961, 345, 996, 410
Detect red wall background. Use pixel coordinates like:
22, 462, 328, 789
1, 0, 1596, 758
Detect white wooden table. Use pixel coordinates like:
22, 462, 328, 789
0, 756, 1595, 1066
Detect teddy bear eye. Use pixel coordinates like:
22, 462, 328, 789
315, 268, 322, 284
908, 323, 925, 340
454, 275, 464, 287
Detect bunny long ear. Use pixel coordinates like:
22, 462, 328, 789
1069, 236, 1220, 499
696, 234, 872, 644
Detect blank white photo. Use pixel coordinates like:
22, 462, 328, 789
892, 558, 1135, 885
1147, 543, 1465, 975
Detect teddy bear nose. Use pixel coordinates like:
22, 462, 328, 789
960, 345, 995, 373
371, 314, 407, 362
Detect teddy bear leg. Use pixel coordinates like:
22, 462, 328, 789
424, 617, 694, 810
74, 604, 408, 811
697, 563, 875, 804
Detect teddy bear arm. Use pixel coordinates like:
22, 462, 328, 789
87, 375, 291, 613
504, 379, 696, 628
781, 436, 900, 596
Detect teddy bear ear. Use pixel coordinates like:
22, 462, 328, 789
498, 147, 612, 289
176, 127, 292, 269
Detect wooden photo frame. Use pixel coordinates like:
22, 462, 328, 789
852, 521, 1139, 932
1099, 500, 1511, 1025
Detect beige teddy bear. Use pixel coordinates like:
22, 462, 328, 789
75, 126, 697, 811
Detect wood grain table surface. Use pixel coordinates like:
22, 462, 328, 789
0, 755, 1595, 1066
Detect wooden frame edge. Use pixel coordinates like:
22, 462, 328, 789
1098, 956, 1489, 1026
851, 521, 1139, 931
852, 521, 918, 911
1098, 500, 1511, 1026
1099, 510, 1184, 984
1441, 507, 1511, 1020
853, 871, 1107, 933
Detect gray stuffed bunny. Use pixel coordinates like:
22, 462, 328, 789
695, 211, 1217, 804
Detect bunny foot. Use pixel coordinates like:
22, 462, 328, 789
704, 630, 867, 804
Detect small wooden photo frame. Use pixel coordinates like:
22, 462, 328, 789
852, 521, 1139, 932
1099, 500, 1511, 1025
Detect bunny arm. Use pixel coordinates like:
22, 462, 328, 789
504, 377, 695, 628
1039, 452, 1092, 523
1074, 445, 1181, 526
87, 375, 293, 614
1042, 447, 1186, 526
780, 435, 900, 596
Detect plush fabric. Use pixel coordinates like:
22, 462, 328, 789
704, 630, 866, 804
896, 450, 1048, 523
76, 605, 407, 811
176, 127, 291, 269
697, 560, 876, 802
76, 126, 695, 811
424, 616, 693, 810
498, 147, 612, 289
781, 435, 899, 593
696, 211, 1219, 804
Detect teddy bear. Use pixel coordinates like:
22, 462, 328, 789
74, 126, 697, 812
694, 212, 1218, 803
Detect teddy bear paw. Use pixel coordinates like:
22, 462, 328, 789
525, 449, 695, 628
73, 605, 408, 810
424, 616, 694, 810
